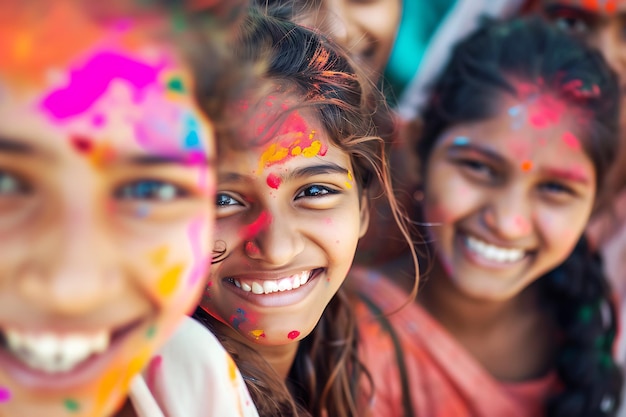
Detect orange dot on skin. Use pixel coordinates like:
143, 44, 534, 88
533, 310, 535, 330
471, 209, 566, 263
521, 160, 533, 172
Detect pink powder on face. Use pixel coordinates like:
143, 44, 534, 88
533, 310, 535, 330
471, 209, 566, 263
145, 355, 163, 391
0, 387, 10, 402
240, 211, 272, 240
287, 330, 300, 340
244, 241, 260, 256
266, 173, 281, 189
71, 135, 93, 154
40, 51, 165, 120
562, 132, 581, 150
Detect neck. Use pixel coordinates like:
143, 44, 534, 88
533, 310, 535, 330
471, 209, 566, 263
417, 260, 540, 336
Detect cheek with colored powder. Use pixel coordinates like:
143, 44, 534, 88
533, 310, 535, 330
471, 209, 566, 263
0, 387, 11, 403
287, 330, 300, 340
239, 211, 272, 241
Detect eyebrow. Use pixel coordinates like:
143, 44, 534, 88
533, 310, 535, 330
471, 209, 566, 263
219, 162, 349, 183
122, 153, 212, 167
446, 143, 507, 164
0, 137, 37, 155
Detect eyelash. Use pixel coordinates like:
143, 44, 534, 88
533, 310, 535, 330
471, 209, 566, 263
114, 180, 188, 202
457, 159, 497, 181
215, 184, 339, 208
295, 184, 338, 199
539, 181, 576, 196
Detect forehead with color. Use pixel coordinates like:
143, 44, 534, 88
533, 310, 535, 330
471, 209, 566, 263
542, 0, 626, 14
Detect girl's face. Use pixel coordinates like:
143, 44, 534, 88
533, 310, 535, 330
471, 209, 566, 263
296, 0, 402, 79
202, 93, 369, 346
542, 0, 626, 128
0, 5, 215, 416
423, 94, 596, 301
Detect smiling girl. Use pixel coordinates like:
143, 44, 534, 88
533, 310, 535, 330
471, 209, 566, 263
353, 17, 623, 417
193, 10, 418, 417
0, 1, 258, 416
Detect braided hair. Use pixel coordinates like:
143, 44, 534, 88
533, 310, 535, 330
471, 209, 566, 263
417, 17, 622, 416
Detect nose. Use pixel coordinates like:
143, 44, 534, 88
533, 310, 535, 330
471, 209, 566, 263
482, 186, 533, 241
18, 195, 121, 315
316, 2, 354, 49
243, 210, 305, 267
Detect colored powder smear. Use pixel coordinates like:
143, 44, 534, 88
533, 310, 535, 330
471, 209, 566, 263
40, 51, 164, 120
245, 241, 261, 256
266, 173, 282, 189
521, 160, 533, 172
156, 263, 184, 297
562, 132, 581, 150
230, 308, 248, 330
345, 170, 353, 189
149, 246, 169, 267
257, 112, 328, 172
250, 329, 266, 339
186, 218, 207, 287
146, 325, 157, 339
453, 136, 470, 146
240, 211, 272, 240
0, 387, 10, 402
70, 135, 93, 154
287, 330, 300, 340
63, 398, 80, 413
146, 355, 163, 390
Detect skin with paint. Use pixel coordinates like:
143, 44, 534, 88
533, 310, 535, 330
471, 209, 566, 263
0, 3, 215, 417
540, 0, 626, 156
409, 17, 623, 415
422, 94, 596, 302
203, 91, 368, 378
289, 0, 402, 80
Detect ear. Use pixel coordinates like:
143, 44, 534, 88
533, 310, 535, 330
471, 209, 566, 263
358, 190, 370, 238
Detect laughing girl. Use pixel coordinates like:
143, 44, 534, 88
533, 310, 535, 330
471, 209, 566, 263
194, 10, 418, 417
0, 1, 258, 416
354, 17, 624, 417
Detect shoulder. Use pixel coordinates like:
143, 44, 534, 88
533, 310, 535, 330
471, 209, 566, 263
139, 316, 259, 417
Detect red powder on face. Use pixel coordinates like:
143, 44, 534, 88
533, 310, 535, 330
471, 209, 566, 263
244, 241, 260, 256
287, 330, 300, 340
240, 211, 272, 240
562, 132, 581, 150
71, 135, 93, 154
582, 0, 599, 12
266, 173, 281, 189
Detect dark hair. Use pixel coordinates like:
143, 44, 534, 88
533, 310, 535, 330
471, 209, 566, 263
194, 8, 417, 417
417, 17, 622, 416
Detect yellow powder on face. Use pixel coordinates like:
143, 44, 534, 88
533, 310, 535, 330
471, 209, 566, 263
156, 263, 184, 298
301, 140, 322, 158
149, 246, 169, 267
250, 329, 265, 339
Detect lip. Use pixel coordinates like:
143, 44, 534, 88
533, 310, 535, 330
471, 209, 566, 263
456, 232, 531, 271
0, 318, 147, 392
223, 268, 324, 308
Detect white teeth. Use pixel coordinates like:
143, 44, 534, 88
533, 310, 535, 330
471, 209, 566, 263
251, 282, 264, 295
465, 236, 525, 263
3, 329, 110, 374
233, 271, 313, 295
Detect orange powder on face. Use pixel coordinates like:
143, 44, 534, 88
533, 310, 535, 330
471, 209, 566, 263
149, 246, 169, 267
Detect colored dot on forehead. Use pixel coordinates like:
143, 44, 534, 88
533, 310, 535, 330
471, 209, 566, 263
0, 387, 11, 402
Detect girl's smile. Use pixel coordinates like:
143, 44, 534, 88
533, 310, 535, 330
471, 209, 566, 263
202, 92, 369, 345
423, 94, 597, 300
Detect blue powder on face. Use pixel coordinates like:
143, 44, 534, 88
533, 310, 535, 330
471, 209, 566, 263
453, 136, 470, 146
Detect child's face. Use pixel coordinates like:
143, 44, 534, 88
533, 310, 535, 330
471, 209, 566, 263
295, 0, 401, 80
422, 94, 596, 301
202, 92, 368, 346
541, 0, 626, 127
0, 4, 215, 416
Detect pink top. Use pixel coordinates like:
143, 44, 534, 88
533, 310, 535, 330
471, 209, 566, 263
352, 267, 558, 417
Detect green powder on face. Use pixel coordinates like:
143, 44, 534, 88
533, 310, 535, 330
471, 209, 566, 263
64, 398, 80, 412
